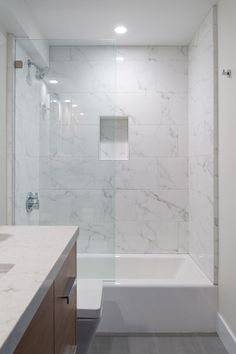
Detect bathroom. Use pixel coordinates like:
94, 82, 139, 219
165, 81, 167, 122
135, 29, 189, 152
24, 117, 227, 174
0, 0, 235, 353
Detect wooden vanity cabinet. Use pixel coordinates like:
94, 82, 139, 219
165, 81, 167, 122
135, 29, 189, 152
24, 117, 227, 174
14, 285, 54, 354
13, 244, 77, 354
54, 245, 77, 354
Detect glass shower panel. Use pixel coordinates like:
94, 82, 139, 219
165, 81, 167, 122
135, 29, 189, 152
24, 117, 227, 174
14, 39, 117, 279
0, 33, 7, 224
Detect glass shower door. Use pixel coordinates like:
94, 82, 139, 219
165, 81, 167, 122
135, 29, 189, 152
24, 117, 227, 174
14, 39, 117, 279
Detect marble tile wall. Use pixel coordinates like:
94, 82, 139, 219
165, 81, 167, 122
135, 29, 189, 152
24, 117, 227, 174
188, 7, 218, 283
13, 13, 217, 278
39, 45, 189, 254
15, 43, 48, 224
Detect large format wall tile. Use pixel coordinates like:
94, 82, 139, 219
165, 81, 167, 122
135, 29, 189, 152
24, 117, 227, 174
116, 220, 181, 254
40, 157, 116, 190
188, 7, 218, 283
41, 124, 99, 157
116, 60, 187, 94
156, 158, 188, 190
115, 159, 158, 190
129, 125, 179, 158
15, 34, 217, 268
116, 157, 194, 191
39, 45, 189, 254
39, 189, 115, 224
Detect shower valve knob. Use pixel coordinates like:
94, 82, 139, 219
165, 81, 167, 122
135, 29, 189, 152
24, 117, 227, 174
26, 192, 40, 213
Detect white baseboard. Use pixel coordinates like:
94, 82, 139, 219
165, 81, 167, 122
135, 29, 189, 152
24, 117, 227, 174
217, 313, 236, 354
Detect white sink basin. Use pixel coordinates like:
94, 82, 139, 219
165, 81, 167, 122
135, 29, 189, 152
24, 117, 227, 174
0, 263, 14, 279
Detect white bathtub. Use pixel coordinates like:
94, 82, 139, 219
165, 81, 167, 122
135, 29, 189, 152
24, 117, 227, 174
77, 254, 218, 333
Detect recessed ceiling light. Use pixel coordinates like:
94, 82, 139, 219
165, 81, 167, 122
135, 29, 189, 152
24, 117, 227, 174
64, 99, 71, 103
80, 112, 85, 116
114, 26, 127, 34
116, 56, 124, 61
49, 79, 58, 84
51, 100, 57, 103
72, 104, 78, 108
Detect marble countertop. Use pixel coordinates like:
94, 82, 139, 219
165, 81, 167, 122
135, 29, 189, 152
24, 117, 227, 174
0, 225, 79, 354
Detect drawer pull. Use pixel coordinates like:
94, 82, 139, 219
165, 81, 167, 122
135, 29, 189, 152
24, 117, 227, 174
57, 277, 76, 304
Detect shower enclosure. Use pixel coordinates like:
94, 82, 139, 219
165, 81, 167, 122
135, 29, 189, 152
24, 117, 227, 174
14, 39, 118, 266
12, 6, 218, 293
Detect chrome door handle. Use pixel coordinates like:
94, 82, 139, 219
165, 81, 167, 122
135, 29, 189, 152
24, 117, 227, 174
26, 192, 40, 213
57, 277, 76, 305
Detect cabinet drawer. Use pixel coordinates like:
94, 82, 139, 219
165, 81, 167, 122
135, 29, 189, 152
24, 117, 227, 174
14, 285, 54, 354
54, 245, 77, 354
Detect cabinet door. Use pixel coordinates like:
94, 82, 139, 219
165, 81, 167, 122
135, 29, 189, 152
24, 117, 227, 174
14, 285, 54, 354
54, 245, 77, 354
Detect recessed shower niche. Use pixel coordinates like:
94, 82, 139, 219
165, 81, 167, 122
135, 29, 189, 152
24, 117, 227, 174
99, 117, 129, 161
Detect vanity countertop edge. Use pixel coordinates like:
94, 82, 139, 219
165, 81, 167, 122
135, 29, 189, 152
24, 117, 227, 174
0, 226, 79, 354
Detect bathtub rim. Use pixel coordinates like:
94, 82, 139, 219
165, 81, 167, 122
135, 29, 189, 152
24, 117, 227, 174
77, 253, 214, 287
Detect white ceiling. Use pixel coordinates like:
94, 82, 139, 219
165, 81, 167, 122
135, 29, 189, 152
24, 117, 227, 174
0, 0, 218, 45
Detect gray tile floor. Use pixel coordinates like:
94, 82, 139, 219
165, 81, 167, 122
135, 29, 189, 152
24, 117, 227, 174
89, 335, 228, 354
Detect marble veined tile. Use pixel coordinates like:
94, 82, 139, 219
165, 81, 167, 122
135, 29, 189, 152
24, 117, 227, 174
130, 125, 178, 158
39, 157, 116, 190
39, 189, 115, 225
77, 221, 116, 254
15, 157, 39, 193
116, 60, 187, 94
189, 190, 214, 281
115, 159, 158, 190
115, 220, 181, 254
177, 125, 188, 157
115, 157, 188, 191
188, 7, 217, 282
189, 156, 214, 199
49, 60, 117, 94
36, 45, 190, 255
41, 124, 99, 157
115, 46, 188, 63
156, 157, 188, 190
115, 189, 188, 223
135, 190, 188, 223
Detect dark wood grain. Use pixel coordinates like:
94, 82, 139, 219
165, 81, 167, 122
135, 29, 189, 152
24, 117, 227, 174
54, 244, 77, 354
14, 243, 77, 354
14, 285, 54, 354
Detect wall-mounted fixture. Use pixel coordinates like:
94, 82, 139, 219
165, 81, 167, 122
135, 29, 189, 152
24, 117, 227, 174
27, 59, 49, 80
26, 192, 40, 213
14, 60, 23, 69
222, 69, 232, 78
